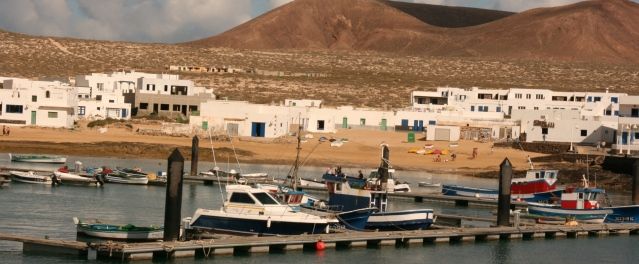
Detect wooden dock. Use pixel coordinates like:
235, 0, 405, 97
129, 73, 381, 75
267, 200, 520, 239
1, 224, 638, 261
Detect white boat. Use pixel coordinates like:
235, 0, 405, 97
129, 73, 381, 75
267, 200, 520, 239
9, 153, 67, 164
418, 182, 441, 188
188, 185, 335, 236
367, 169, 411, 193
299, 178, 326, 188
9, 171, 52, 185
101, 168, 149, 185
54, 171, 99, 186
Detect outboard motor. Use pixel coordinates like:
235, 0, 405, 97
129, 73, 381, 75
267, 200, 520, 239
51, 174, 61, 186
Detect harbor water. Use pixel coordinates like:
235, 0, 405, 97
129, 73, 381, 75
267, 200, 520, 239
0, 154, 637, 263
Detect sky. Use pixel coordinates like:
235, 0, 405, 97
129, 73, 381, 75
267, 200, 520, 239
0, 0, 632, 43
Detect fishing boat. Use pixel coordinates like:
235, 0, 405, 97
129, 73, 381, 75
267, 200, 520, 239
604, 205, 639, 223
314, 145, 435, 231
299, 177, 326, 188
367, 168, 411, 193
9, 153, 67, 164
441, 169, 562, 202
9, 171, 53, 185
527, 187, 609, 224
187, 185, 335, 236
73, 217, 163, 241
101, 168, 148, 185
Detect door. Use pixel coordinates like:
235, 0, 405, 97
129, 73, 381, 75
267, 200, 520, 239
401, 119, 409, 129
121, 108, 128, 118
622, 132, 629, 145
418, 120, 424, 131
30, 111, 36, 125
380, 119, 387, 131
434, 128, 451, 141
251, 122, 265, 137
226, 123, 238, 136
181, 105, 187, 116
342, 117, 348, 128
153, 103, 159, 113
413, 120, 419, 131
577, 193, 584, 209
202, 121, 208, 130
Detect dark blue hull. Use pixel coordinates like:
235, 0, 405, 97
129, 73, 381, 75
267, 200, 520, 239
336, 208, 375, 230
604, 205, 639, 223
190, 215, 329, 236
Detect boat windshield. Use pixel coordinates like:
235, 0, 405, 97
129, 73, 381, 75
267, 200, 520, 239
253, 192, 279, 205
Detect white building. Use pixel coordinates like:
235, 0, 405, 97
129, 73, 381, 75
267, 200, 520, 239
0, 78, 77, 128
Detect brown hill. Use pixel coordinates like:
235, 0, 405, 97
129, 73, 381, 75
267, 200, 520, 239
187, 0, 449, 52
189, 0, 639, 64
385, 1, 514, 28
441, 0, 639, 63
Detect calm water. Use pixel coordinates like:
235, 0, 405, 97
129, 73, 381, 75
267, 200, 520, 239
0, 155, 637, 263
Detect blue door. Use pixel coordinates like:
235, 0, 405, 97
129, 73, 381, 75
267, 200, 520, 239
401, 119, 409, 129
418, 120, 424, 131
622, 132, 629, 145
413, 120, 419, 131
251, 122, 265, 137
121, 108, 128, 118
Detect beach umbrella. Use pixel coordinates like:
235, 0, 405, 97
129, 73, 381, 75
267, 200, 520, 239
431, 149, 442, 155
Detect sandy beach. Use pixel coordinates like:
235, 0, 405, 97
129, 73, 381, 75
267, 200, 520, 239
0, 125, 546, 175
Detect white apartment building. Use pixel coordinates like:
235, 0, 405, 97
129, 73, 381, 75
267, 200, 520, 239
0, 78, 77, 128
614, 95, 639, 153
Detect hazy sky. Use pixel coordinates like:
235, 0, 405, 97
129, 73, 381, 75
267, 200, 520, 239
0, 0, 632, 43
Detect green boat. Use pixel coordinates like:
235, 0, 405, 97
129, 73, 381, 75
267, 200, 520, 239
73, 217, 163, 241
10, 153, 67, 164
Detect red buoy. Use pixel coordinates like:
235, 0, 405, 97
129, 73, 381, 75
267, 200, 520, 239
315, 240, 326, 251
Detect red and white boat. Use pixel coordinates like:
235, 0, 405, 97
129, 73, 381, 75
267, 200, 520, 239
511, 169, 558, 194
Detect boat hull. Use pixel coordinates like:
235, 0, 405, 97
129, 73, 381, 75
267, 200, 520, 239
54, 171, 98, 185
335, 208, 375, 230
366, 209, 435, 231
76, 224, 163, 241
442, 184, 562, 202
10, 154, 66, 164
604, 205, 639, 223
105, 175, 148, 185
9, 171, 52, 185
527, 204, 609, 223
190, 211, 330, 236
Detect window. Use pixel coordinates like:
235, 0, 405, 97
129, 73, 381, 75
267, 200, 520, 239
108, 99, 114, 103
614, 111, 619, 116
97, 83, 104, 90
594, 97, 601, 102
97, 107, 101, 110
6, 105, 23, 113
164, 85, 168, 92
31, 95, 37, 102
229, 193, 255, 204
96, 95, 102, 101
317, 120, 325, 131
536, 94, 544, 100
534, 107, 539, 110
633, 108, 639, 117
515, 93, 522, 99
580, 130, 587, 137
611, 97, 618, 103
48, 112, 58, 118
526, 94, 531, 99
140, 103, 148, 110
253, 192, 278, 205
173, 105, 180, 111
78, 106, 85, 116
471, 106, 475, 112
160, 104, 169, 111
605, 110, 612, 116
518, 106, 526, 110
189, 105, 198, 112
542, 128, 548, 135
496, 106, 501, 112
587, 96, 592, 102
360, 118, 366, 126
635, 132, 639, 139
45, 91, 50, 98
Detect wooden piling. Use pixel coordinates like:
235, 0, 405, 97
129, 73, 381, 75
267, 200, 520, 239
632, 159, 639, 204
164, 149, 184, 241
497, 158, 513, 227
190, 136, 199, 176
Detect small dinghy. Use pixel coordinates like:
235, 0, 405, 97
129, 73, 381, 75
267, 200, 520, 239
10, 153, 66, 164
73, 217, 163, 241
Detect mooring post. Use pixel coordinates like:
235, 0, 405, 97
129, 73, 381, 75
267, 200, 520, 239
165, 149, 184, 240
497, 158, 513, 227
632, 159, 639, 205
190, 135, 199, 176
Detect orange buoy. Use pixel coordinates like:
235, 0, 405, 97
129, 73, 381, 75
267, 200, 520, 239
315, 240, 326, 251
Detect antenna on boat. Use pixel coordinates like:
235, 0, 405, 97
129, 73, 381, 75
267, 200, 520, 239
292, 114, 302, 191
207, 128, 225, 201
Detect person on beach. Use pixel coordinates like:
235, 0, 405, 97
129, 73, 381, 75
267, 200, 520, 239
472, 148, 478, 159
5, 126, 9, 136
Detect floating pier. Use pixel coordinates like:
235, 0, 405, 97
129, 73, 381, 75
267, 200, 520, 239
1, 224, 638, 261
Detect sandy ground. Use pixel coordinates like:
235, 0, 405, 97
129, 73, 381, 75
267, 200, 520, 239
0, 126, 546, 176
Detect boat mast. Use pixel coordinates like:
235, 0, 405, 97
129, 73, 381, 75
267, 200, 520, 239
292, 115, 302, 191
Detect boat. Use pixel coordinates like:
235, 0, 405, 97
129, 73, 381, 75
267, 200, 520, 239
9, 171, 53, 185
9, 153, 67, 164
418, 182, 441, 188
314, 145, 435, 231
200, 167, 269, 183
604, 205, 639, 223
54, 167, 101, 186
299, 177, 325, 188
188, 185, 335, 236
367, 168, 411, 193
101, 168, 148, 185
441, 168, 562, 202
527, 187, 609, 224
73, 217, 163, 241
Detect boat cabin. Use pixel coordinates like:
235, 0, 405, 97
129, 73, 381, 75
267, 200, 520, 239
224, 185, 292, 214
511, 169, 558, 194
560, 188, 605, 210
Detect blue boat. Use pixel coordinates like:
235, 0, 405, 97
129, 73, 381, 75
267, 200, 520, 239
604, 205, 639, 223
527, 187, 609, 224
